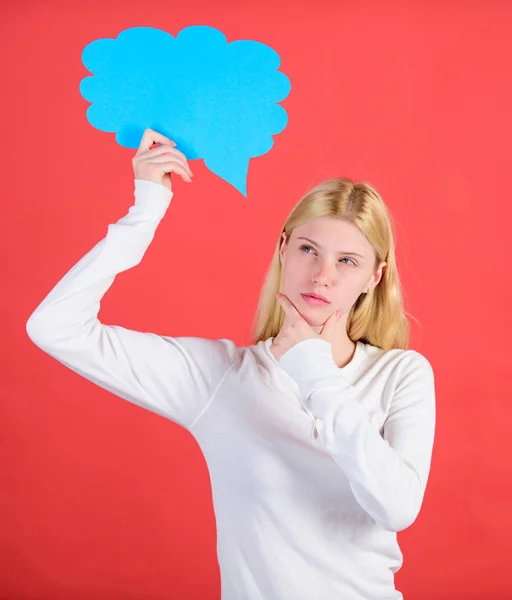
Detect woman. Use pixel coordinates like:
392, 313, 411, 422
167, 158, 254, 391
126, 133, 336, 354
26, 128, 436, 600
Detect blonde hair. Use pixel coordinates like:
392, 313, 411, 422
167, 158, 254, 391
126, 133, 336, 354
251, 177, 414, 352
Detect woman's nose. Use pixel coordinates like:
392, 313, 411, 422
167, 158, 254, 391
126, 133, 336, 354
312, 261, 336, 284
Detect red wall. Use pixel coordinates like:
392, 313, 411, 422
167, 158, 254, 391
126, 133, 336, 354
2, 1, 511, 598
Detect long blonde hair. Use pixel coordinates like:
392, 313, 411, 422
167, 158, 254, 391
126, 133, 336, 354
251, 177, 414, 352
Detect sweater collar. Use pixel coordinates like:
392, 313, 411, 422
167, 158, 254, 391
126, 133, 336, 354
263, 337, 365, 377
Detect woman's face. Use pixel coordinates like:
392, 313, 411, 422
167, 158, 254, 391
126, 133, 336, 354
279, 216, 386, 330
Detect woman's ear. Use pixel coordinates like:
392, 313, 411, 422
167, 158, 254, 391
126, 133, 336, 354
367, 261, 387, 291
376, 261, 387, 283
279, 232, 288, 264
371, 261, 387, 287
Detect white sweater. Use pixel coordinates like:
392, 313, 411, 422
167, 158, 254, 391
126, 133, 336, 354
26, 179, 436, 600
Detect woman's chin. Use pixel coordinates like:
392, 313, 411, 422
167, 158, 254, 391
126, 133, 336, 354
300, 307, 340, 329
299, 311, 326, 329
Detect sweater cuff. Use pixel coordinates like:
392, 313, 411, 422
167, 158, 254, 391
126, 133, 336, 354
278, 338, 351, 400
134, 178, 173, 210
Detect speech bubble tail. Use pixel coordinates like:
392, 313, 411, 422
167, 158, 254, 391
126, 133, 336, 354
204, 153, 250, 198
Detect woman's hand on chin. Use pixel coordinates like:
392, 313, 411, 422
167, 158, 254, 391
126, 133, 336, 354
269, 293, 343, 361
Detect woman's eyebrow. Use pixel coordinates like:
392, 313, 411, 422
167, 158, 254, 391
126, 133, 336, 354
296, 236, 366, 258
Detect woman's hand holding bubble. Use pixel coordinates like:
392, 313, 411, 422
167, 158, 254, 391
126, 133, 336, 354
132, 128, 194, 191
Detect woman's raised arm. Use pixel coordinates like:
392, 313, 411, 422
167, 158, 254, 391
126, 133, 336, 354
26, 129, 237, 430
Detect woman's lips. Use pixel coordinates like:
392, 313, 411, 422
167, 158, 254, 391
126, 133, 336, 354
301, 293, 330, 306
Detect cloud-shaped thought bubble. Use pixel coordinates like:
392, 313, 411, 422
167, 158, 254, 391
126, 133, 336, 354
79, 25, 291, 196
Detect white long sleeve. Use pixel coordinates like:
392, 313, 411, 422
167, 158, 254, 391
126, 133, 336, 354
278, 338, 436, 532
26, 178, 436, 598
26, 178, 237, 429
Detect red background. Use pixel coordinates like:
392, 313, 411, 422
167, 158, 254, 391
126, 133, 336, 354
2, 1, 511, 598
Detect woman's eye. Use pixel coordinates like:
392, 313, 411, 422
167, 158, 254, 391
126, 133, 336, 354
300, 245, 355, 266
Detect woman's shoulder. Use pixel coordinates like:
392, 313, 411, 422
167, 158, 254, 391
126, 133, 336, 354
362, 340, 434, 378
160, 335, 242, 376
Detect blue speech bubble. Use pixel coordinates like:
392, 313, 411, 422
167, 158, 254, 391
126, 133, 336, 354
79, 25, 291, 196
